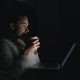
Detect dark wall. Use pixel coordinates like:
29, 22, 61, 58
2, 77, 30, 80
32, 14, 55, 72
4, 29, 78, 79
36, 0, 80, 63
61, 0, 80, 59
36, 0, 61, 63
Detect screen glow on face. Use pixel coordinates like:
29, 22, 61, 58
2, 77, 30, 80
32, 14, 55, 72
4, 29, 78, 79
16, 17, 29, 36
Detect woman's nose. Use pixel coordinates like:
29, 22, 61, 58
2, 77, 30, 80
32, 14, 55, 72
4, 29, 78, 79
27, 29, 29, 32
25, 28, 29, 32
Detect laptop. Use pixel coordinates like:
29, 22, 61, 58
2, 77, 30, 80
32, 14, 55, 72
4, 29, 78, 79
30, 43, 77, 70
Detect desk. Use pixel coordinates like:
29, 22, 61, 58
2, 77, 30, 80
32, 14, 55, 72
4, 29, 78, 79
22, 68, 60, 80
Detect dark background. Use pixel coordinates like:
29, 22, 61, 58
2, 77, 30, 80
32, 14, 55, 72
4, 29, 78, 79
0, 0, 80, 67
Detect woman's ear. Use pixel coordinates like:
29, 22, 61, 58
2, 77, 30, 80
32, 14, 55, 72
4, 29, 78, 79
9, 23, 15, 31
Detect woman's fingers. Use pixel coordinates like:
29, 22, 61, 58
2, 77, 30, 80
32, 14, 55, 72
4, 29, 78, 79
33, 41, 40, 46
33, 39, 39, 44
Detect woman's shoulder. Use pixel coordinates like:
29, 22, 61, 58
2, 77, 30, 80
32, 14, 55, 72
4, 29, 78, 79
0, 37, 16, 48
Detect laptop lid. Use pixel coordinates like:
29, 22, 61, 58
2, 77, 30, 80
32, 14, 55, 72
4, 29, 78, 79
61, 43, 77, 69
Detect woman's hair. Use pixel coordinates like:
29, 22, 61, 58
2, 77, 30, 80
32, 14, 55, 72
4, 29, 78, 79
9, 15, 29, 24
8, 15, 29, 34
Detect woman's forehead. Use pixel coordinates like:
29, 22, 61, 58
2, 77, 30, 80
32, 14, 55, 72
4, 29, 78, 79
18, 16, 29, 24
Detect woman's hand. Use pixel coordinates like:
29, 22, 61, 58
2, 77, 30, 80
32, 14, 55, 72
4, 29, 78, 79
24, 36, 40, 56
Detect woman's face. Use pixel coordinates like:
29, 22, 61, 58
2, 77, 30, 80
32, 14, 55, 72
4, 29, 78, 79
16, 16, 29, 37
